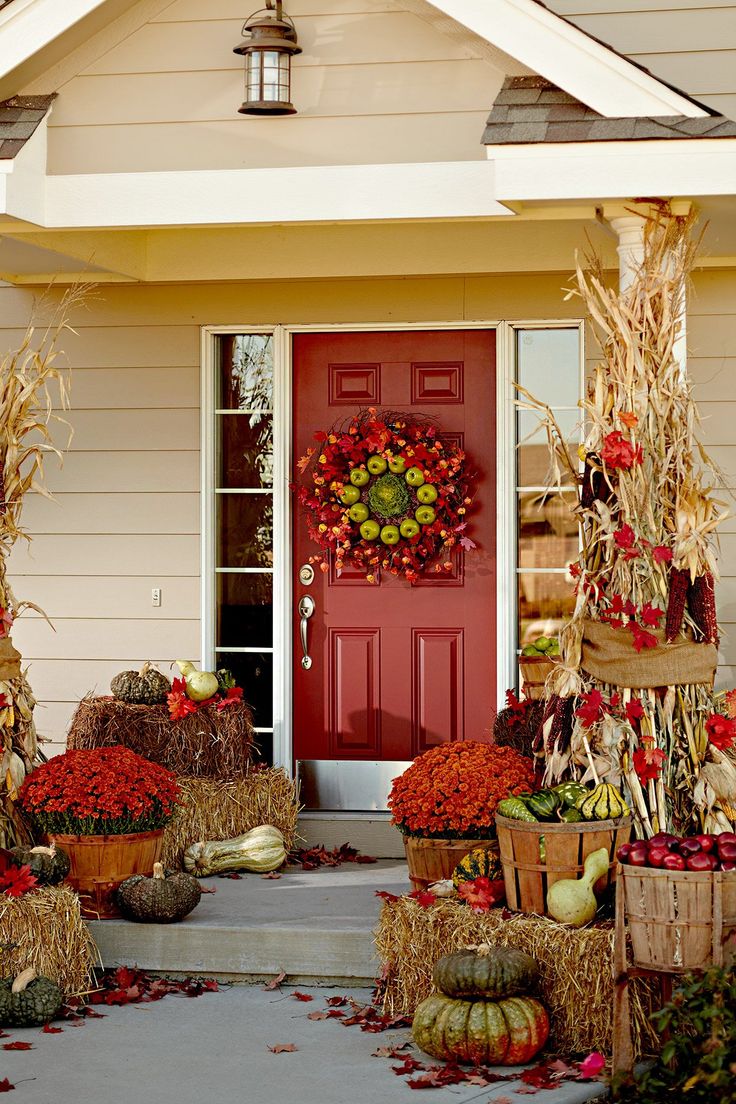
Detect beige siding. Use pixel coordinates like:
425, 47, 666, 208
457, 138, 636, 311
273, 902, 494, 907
545, 2, 736, 119
5, 263, 736, 752
42, 1, 504, 174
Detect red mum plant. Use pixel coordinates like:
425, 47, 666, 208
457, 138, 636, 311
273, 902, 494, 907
18, 746, 180, 836
388, 742, 534, 839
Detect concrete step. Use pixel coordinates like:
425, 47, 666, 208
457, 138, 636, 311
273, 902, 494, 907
297, 813, 406, 858
87, 860, 410, 985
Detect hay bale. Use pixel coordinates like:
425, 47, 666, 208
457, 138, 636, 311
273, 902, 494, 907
67, 695, 254, 778
375, 898, 659, 1058
0, 887, 98, 998
162, 769, 300, 868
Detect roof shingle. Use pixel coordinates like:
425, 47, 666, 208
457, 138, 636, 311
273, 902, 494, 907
0, 94, 56, 160
483, 77, 736, 146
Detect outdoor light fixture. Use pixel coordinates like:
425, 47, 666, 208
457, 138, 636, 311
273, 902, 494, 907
233, 0, 301, 116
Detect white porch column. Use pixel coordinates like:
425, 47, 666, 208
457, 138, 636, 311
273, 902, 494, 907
603, 205, 688, 378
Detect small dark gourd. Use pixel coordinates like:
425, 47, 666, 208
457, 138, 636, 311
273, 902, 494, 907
0, 968, 63, 1027
110, 662, 170, 705
116, 862, 202, 923
433, 943, 538, 1000
9, 843, 70, 886
413, 944, 549, 1066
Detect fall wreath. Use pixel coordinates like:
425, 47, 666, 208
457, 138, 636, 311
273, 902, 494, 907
296, 409, 475, 583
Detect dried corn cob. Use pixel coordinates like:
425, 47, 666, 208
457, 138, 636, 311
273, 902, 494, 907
580, 456, 611, 510
665, 566, 690, 642
542, 694, 574, 754
688, 571, 719, 645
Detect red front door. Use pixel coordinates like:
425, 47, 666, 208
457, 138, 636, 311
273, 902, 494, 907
292, 330, 496, 784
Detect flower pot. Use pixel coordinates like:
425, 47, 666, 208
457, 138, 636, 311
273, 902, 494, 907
48, 829, 164, 919
403, 835, 499, 890
495, 813, 631, 917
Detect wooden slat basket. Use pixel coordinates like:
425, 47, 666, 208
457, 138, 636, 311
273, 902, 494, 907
403, 836, 499, 890
619, 865, 736, 972
495, 813, 631, 916
518, 656, 557, 700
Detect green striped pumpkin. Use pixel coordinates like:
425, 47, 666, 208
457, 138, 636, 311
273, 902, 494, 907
452, 847, 503, 888
412, 993, 549, 1066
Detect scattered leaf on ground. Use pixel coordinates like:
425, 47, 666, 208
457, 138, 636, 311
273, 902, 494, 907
306, 1011, 331, 1021
42, 1025, 63, 1034
268, 1043, 298, 1053
0, 1078, 13, 1092
288, 842, 377, 870
391, 1057, 425, 1075
263, 971, 286, 991
372, 1043, 411, 1058
261, 872, 281, 880
290, 991, 314, 1002
3, 1043, 31, 1051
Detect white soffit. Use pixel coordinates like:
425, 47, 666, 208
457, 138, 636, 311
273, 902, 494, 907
424, 0, 708, 119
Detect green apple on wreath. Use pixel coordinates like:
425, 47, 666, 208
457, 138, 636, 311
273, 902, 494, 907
296, 408, 476, 583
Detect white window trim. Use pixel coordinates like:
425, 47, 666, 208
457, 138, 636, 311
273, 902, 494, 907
201, 318, 583, 772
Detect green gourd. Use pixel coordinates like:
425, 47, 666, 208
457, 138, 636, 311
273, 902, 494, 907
546, 847, 610, 927
0, 969, 62, 1027
432, 944, 538, 1000
558, 807, 583, 823
523, 789, 560, 820
552, 781, 587, 809
497, 798, 538, 823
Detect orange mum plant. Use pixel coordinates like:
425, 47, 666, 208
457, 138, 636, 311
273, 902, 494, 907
388, 742, 535, 839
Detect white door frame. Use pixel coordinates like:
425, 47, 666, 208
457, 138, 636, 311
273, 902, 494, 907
201, 318, 583, 773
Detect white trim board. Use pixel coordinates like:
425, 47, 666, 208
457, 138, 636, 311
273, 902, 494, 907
427, 0, 706, 118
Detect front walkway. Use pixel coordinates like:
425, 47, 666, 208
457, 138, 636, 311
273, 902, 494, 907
0, 984, 609, 1104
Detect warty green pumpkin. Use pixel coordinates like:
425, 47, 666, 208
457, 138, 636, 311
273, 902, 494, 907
0, 968, 62, 1027
9, 843, 70, 886
433, 944, 538, 1000
110, 662, 170, 705
116, 862, 202, 923
412, 993, 549, 1066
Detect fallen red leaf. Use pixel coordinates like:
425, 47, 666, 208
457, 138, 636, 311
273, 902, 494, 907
42, 1025, 63, 1034
289, 843, 377, 870
372, 1043, 412, 1058
290, 991, 314, 1002
520, 1062, 559, 1089
268, 1043, 298, 1053
263, 972, 286, 991
391, 1058, 425, 1075
325, 996, 348, 1007
261, 872, 281, 880
0, 1078, 13, 1093
3, 1043, 31, 1051
306, 1011, 330, 1021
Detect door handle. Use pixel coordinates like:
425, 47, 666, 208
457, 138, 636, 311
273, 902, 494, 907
298, 594, 315, 670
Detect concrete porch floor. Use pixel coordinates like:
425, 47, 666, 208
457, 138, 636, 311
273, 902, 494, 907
88, 860, 410, 984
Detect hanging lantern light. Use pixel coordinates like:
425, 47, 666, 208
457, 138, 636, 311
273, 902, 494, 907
233, 1, 301, 116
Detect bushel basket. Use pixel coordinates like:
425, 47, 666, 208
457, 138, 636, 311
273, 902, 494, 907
619, 864, 736, 972
403, 836, 499, 890
495, 813, 631, 916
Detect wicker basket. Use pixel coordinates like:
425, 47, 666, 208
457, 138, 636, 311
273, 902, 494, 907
619, 864, 736, 972
495, 813, 631, 916
519, 655, 557, 700
403, 836, 499, 890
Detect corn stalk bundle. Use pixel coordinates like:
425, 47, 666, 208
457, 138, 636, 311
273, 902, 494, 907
518, 208, 735, 837
0, 288, 83, 846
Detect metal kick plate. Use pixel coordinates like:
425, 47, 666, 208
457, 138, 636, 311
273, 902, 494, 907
296, 760, 413, 812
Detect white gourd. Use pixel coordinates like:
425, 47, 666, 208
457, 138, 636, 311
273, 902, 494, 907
183, 825, 286, 877
546, 847, 610, 927
175, 660, 219, 702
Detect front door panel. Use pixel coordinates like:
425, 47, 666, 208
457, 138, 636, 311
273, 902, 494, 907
292, 330, 496, 796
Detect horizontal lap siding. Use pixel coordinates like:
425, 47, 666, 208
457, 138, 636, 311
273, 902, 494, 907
44, 4, 505, 173
545, 3, 736, 119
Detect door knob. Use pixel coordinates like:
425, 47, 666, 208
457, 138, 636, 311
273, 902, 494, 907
298, 594, 315, 670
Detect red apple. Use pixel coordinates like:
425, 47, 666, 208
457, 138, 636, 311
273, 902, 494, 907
678, 838, 702, 856
686, 852, 718, 872
628, 847, 650, 867
717, 841, 736, 862
667, 837, 683, 851
694, 834, 716, 854
720, 861, 736, 872
647, 846, 670, 868
716, 832, 736, 847
617, 843, 634, 862
663, 853, 686, 871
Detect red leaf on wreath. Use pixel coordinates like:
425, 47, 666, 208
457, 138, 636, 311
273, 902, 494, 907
613, 524, 636, 550
640, 601, 664, 627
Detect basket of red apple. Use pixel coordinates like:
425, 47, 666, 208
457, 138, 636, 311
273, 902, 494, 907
617, 832, 736, 972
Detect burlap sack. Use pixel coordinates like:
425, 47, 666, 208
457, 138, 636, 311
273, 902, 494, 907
0, 637, 21, 681
580, 618, 717, 689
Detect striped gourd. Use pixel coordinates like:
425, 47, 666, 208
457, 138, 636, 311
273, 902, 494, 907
577, 782, 629, 821
452, 847, 503, 888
